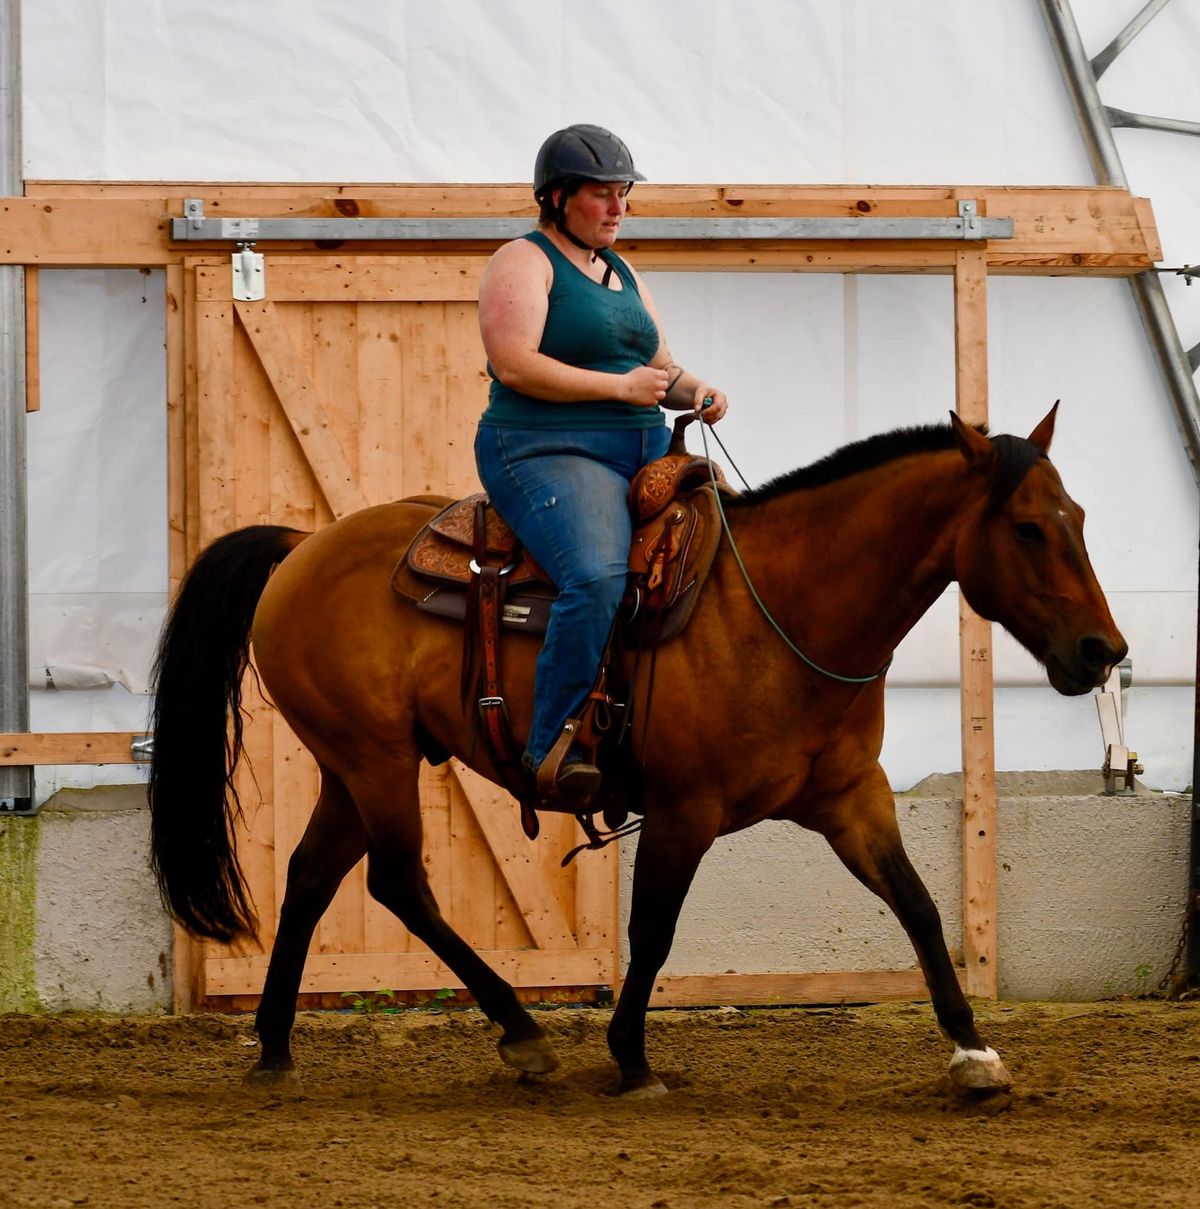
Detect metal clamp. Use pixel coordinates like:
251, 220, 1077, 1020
232, 242, 265, 302
1096, 657, 1142, 794
958, 199, 983, 240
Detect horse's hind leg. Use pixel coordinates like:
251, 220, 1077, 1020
813, 767, 1010, 1092
251, 769, 367, 1081
351, 757, 558, 1076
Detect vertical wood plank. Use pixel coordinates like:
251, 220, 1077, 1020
194, 287, 236, 545
447, 766, 499, 951
182, 261, 204, 563
420, 764, 455, 960
237, 667, 278, 952
355, 299, 406, 504
573, 843, 619, 984
165, 264, 186, 594
23, 267, 39, 412
442, 301, 487, 496
954, 245, 998, 999
398, 302, 448, 495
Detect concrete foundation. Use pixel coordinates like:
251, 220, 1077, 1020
0, 786, 173, 1013
0, 773, 1189, 1011
622, 771, 1191, 1000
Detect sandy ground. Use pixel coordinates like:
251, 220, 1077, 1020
2, 999, 1198, 1209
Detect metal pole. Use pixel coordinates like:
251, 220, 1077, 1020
1039, 0, 1200, 488
0, 0, 31, 812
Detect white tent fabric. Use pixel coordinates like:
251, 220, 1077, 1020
20, 0, 1199, 794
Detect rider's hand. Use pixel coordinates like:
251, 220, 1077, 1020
693, 385, 728, 423
619, 366, 671, 407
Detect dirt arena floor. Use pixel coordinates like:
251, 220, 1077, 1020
2, 998, 1198, 1209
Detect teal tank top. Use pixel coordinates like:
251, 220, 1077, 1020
479, 230, 664, 430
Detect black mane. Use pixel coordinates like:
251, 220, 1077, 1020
731, 421, 1044, 509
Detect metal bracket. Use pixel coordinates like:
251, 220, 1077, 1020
232, 243, 265, 301
130, 735, 154, 763
1096, 657, 1142, 793
183, 197, 205, 232
957, 199, 983, 240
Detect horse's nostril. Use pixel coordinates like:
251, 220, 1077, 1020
1078, 635, 1114, 672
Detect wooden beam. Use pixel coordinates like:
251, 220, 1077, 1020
23, 267, 39, 412
204, 946, 614, 996
0, 732, 147, 765
232, 298, 370, 519
2, 185, 1161, 274
954, 245, 999, 1000
644, 969, 964, 1008
194, 256, 486, 303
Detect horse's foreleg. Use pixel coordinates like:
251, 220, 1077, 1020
251, 770, 367, 1081
352, 761, 557, 1076
609, 813, 716, 1097
814, 772, 1010, 1092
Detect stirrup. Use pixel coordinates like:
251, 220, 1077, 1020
525, 733, 602, 808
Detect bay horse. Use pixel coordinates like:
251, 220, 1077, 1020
148, 405, 1125, 1096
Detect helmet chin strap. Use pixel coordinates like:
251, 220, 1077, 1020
556, 215, 602, 260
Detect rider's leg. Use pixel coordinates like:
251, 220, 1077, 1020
475, 425, 669, 785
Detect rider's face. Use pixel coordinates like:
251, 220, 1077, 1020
560, 181, 630, 247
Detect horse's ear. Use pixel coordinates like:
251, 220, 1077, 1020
949, 411, 992, 469
1027, 401, 1059, 453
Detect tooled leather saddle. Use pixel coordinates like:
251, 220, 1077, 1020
392, 414, 731, 642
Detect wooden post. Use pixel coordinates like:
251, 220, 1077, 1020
954, 245, 998, 999
23, 268, 38, 412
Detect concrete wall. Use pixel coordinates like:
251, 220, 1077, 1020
621, 772, 1191, 1001
1, 773, 1188, 1011
0, 787, 172, 1013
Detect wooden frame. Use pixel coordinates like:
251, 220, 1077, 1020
1, 181, 1162, 1007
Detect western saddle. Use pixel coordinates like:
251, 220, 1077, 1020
392, 413, 731, 854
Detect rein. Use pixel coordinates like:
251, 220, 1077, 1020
695, 417, 893, 686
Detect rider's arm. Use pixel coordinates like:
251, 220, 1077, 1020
479, 240, 667, 407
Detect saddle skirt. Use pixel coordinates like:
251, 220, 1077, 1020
392, 452, 732, 645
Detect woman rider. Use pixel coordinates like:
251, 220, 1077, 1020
475, 123, 728, 803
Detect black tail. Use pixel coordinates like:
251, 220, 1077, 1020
148, 525, 305, 942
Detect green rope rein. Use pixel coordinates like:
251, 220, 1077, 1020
696, 414, 893, 686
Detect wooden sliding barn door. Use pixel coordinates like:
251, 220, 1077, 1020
182, 255, 619, 1003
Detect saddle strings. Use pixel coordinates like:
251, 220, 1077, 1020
696, 420, 893, 686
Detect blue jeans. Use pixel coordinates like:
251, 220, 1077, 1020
474, 423, 671, 766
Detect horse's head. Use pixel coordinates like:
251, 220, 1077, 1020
951, 404, 1127, 695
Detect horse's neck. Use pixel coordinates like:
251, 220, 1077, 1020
736, 453, 972, 668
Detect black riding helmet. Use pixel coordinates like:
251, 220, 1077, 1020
533, 124, 645, 255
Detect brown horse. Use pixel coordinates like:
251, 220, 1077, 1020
148, 406, 1125, 1096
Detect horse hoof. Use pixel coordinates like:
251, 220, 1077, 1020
245, 1064, 299, 1086
619, 1076, 668, 1100
498, 1036, 559, 1075
949, 1045, 1011, 1092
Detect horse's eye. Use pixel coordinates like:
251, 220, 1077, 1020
1015, 522, 1044, 543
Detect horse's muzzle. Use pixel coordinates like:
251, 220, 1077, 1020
1047, 632, 1128, 695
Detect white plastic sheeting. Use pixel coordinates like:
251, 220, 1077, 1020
18, 0, 1200, 793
